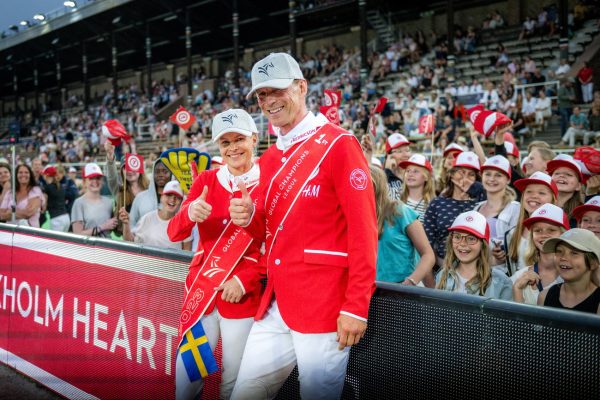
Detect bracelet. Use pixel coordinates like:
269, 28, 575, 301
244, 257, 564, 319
407, 278, 418, 286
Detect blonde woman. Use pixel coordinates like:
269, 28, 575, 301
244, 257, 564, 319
400, 154, 436, 222
512, 204, 568, 305
436, 210, 513, 300
435, 143, 463, 194
474, 155, 520, 272
371, 166, 435, 286
506, 172, 558, 274
546, 155, 584, 227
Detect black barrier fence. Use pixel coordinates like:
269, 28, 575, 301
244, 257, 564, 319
2, 225, 600, 399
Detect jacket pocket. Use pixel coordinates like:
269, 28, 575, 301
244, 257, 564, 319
303, 249, 348, 267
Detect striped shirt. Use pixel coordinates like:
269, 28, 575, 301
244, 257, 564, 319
405, 198, 428, 223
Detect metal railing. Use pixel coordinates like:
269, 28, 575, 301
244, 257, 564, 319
514, 80, 560, 100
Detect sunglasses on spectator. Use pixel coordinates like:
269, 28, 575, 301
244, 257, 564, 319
451, 232, 479, 245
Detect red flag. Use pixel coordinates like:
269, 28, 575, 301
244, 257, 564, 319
169, 106, 197, 131
124, 153, 144, 173
320, 105, 340, 126
418, 114, 434, 134
324, 89, 342, 108
373, 97, 388, 114
102, 119, 131, 146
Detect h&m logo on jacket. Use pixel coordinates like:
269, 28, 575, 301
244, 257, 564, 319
301, 184, 320, 198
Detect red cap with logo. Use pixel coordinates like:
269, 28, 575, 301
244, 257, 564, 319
482, 155, 511, 178
572, 195, 600, 222
385, 133, 410, 154
448, 210, 490, 241
546, 154, 584, 182
453, 151, 481, 171
514, 171, 558, 198
83, 163, 104, 179
523, 203, 569, 230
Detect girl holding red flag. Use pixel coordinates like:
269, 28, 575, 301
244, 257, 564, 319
167, 109, 264, 400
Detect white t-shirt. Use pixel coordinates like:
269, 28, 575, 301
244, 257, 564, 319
455, 272, 469, 294
133, 211, 192, 249
511, 266, 562, 305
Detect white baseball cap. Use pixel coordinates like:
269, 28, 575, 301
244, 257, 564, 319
443, 143, 464, 157
246, 52, 305, 99
68, 166, 77, 173
504, 142, 520, 158
546, 154, 584, 182
481, 155, 511, 178
542, 228, 600, 262
514, 171, 558, 198
162, 180, 184, 199
448, 210, 490, 241
385, 133, 410, 153
523, 203, 569, 230
399, 153, 433, 173
453, 151, 481, 171
83, 163, 103, 179
573, 195, 600, 222
371, 157, 383, 169
211, 109, 258, 142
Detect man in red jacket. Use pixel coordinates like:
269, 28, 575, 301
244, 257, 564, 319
229, 52, 378, 399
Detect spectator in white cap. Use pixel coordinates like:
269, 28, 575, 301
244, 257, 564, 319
474, 155, 520, 273
119, 180, 191, 250
424, 151, 484, 269
370, 165, 435, 286
512, 203, 569, 305
539, 229, 600, 314
399, 154, 436, 223
506, 171, 558, 274
384, 133, 411, 199
229, 52, 377, 400
547, 154, 584, 227
167, 108, 265, 400
573, 195, 600, 239
436, 210, 513, 300
71, 163, 117, 238
435, 143, 463, 194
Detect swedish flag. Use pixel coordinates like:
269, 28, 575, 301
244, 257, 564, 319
178, 321, 218, 381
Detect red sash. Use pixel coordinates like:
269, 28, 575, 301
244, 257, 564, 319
178, 185, 258, 345
264, 123, 352, 258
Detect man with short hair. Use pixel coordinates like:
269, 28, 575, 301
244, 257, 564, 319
229, 53, 377, 399
559, 106, 589, 146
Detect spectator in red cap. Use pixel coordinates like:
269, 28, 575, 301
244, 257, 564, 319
436, 211, 513, 300
399, 154, 436, 222
547, 155, 584, 227
435, 143, 463, 194
474, 155, 520, 273
573, 195, 600, 239
383, 132, 412, 200
424, 151, 484, 269
120, 180, 191, 250
506, 171, 558, 274
71, 163, 117, 238
539, 229, 600, 314
0, 164, 44, 227
512, 203, 569, 305
40, 165, 71, 232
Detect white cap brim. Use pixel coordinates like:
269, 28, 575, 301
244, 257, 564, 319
212, 128, 255, 142
246, 78, 294, 99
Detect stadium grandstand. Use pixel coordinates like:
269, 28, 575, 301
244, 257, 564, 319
1, 0, 600, 399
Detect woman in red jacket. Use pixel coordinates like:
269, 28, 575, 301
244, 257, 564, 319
167, 109, 264, 400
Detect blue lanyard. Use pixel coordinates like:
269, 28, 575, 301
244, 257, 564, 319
533, 262, 543, 292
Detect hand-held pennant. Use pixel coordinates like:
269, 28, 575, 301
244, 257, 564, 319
159, 148, 211, 194
418, 114, 434, 135
124, 153, 144, 173
102, 119, 131, 146
169, 106, 197, 131
369, 97, 388, 136
178, 321, 218, 381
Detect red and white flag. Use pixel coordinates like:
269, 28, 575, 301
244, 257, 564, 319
369, 96, 388, 136
324, 89, 342, 108
320, 105, 340, 126
418, 114, 435, 134
124, 153, 144, 173
169, 106, 197, 131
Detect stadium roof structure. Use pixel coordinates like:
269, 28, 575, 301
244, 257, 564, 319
0, 0, 496, 99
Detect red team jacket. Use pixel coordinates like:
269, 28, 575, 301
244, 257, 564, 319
246, 124, 378, 333
167, 168, 264, 319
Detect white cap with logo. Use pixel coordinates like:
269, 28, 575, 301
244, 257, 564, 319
162, 180, 184, 199
211, 109, 258, 142
83, 163, 103, 179
246, 53, 304, 99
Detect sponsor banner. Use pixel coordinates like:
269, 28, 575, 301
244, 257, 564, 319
0, 228, 210, 399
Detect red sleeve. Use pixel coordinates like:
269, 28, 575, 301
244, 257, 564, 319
167, 172, 206, 242
332, 134, 378, 319
234, 248, 266, 295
